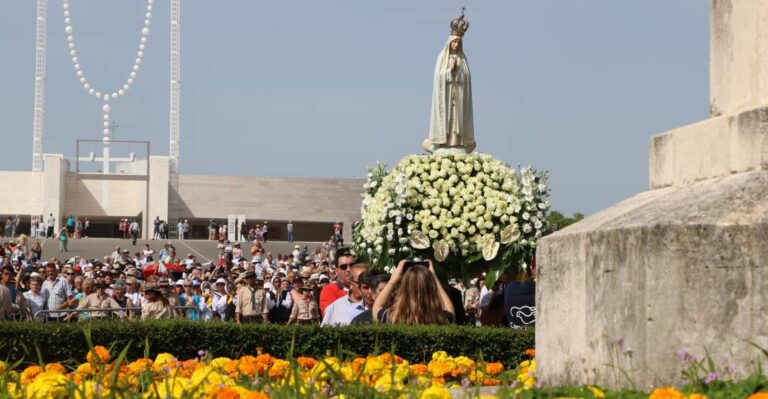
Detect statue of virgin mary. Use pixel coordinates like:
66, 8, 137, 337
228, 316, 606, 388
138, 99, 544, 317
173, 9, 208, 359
423, 11, 476, 154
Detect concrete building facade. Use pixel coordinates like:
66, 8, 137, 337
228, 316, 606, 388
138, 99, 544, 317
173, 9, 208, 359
0, 154, 363, 241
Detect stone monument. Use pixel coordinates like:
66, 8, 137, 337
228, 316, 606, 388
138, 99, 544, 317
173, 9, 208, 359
537, 0, 768, 388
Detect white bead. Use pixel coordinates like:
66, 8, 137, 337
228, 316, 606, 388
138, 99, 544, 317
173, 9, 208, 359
102, 104, 111, 113
103, 94, 110, 101
95, 92, 102, 98
64, 10, 70, 17
76, 70, 83, 77
118, 89, 125, 96
102, 136, 111, 143
129, 72, 136, 78
68, 42, 75, 49
84, 83, 91, 89
74, 63, 80, 70
112, 92, 118, 98
142, 27, 150, 36
71, 57, 78, 63
70, 50, 77, 56
65, 25, 73, 34
104, 121, 110, 128
79, 77, 86, 83
144, 19, 151, 26
132, 65, 140, 72
146, 12, 152, 19
103, 128, 110, 135
148, 0, 154, 5
123, 84, 130, 90
127, 78, 134, 85
139, 44, 146, 51
65, 17, 71, 24
63, 3, 69, 9
147, 5, 153, 11
135, 58, 142, 65
141, 37, 147, 44
103, 113, 110, 120
67, 35, 74, 42
89, 88, 95, 95
137, 51, 144, 57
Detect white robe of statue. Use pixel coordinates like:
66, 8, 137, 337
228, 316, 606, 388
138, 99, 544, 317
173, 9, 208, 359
423, 35, 476, 154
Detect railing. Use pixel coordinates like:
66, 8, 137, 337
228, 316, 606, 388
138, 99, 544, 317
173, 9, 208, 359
29, 305, 199, 322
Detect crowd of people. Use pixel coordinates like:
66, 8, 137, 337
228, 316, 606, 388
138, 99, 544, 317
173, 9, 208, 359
0, 235, 536, 328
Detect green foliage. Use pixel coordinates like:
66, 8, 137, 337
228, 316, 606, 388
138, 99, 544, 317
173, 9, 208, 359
545, 210, 584, 234
0, 321, 533, 368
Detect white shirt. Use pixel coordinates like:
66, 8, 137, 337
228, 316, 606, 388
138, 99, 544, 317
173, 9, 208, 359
320, 295, 365, 327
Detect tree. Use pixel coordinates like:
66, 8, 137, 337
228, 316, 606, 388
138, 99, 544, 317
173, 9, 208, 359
545, 211, 584, 234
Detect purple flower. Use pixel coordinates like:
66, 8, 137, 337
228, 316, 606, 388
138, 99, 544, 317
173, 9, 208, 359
461, 378, 470, 388
727, 365, 737, 374
508, 381, 517, 388
616, 337, 624, 347
705, 371, 720, 384
535, 380, 544, 389
676, 348, 689, 359
198, 349, 207, 357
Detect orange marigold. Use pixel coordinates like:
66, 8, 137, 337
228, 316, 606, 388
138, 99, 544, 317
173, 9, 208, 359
524, 348, 536, 358
20, 365, 42, 384
244, 392, 269, 399
44, 363, 66, 374
377, 353, 405, 365
87, 345, 111, 365
648, 387, 685, 399
296, 356, 317, 370
431, 377, 446, 385
485, 362, 504, 376
747, 393, 768, 399
483, 377, 502, 386
687, 394, 707, 399
411, 364, 429, 376
212, 387, 241, 399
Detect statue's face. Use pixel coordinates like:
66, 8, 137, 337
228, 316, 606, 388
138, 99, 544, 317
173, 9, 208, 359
450, 39, 461, 52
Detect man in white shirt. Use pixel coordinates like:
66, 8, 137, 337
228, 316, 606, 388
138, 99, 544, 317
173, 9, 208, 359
177, 221, 185, 240
46, 214, 56, 238
321, 264, 368, 326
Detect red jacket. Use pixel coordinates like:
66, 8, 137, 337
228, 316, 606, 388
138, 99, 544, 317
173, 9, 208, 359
319, 282, 347, 317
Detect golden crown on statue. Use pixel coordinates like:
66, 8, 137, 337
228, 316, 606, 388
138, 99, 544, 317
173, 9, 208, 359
450, 8, 470, 37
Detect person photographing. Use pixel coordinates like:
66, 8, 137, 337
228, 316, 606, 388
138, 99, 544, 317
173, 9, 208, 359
373, 259, 454, 325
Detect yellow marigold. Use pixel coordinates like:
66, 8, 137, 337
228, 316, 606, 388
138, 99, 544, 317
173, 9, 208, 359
420, 384, 452, 399
431, 351, 449, 361
191, 365, 234, 389
410, 364, 429, 376
374, 373, 405, 392
26, 371, 69, 399
485, 362, 503, 376
296, 356, 317, 370
154, 353, 177, 366
0, 360, 7, 374
687, 394, 707, 399
524, 348, 536, 358
73, 380, 111, 399
87, 346, 111, 365
268, 359, 290, 380
210, 357, 232, 370
747, 393, 768, 399
587, 386, 606, 398
648, 387, 685, 399
21, 365, 42, 384
143, 377, 191, 399
362, 358, 385, 377
309, 357, 341, 381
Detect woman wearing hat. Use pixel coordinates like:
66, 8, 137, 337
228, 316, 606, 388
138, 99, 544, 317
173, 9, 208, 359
141, 283, 173, 320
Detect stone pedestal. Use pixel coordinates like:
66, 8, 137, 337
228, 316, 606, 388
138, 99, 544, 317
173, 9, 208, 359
537, 0, 768, 388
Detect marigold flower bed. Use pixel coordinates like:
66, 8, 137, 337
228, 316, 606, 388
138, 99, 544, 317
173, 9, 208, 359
2, 346, 767, 398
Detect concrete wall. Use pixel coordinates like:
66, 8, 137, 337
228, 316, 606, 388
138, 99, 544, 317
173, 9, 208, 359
710, 0, 768, 116
177, 174, 363, 239
537, 170, 768, 388
649, 106, 768, 189
63, 174, 147, 218
0, 171, 41, 216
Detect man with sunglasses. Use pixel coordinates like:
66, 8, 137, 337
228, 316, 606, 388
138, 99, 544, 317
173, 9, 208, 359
320, 263, 368, 326
318, 247, 355, 316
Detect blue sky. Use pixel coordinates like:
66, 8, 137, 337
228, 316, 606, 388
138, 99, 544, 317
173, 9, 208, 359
0, 1, 709, 215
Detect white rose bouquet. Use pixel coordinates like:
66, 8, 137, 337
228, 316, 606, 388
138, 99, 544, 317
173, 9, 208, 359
352, 153, 549, 285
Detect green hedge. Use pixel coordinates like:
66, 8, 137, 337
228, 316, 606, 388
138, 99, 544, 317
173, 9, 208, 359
0, 320, 533, 368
